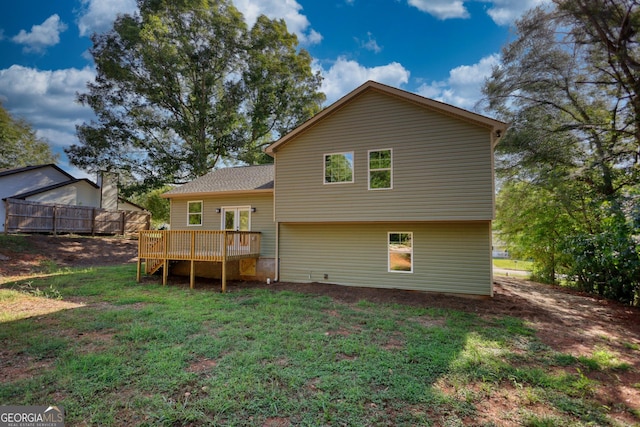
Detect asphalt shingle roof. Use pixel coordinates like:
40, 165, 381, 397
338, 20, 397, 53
164, 164, 274, 197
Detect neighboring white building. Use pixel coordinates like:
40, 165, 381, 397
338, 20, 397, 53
0, 164, 144, 232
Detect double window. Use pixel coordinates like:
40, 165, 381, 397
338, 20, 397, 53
187, 201, 203, 226
323, 149, 392, 189
369, 149, 392, 190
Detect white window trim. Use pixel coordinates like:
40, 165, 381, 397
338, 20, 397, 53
220, 206, 252, 231
187, 200, 203, 227
388, 232, 413, 273
368, 148, 393, 190
323, 151, 355, 185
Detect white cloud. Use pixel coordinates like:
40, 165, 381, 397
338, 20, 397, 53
482, 0, 551, 25
316, 57, 410, 104
408, 0, 469, 19
357, 32, 382, 53
408, 0, 552, 25
75, 0, 323, 45
0, 65, 96, 149
76, 0, 137, 37
233, 0, 322, 45
12, 15, 68, 53
416, 54, 499, 110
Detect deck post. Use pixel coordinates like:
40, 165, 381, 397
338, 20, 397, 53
190, 260, 195, 289
190, 231, 196, 289
221, 231, 228, 293
136, 232, 142, 282
162, 259, 169, 285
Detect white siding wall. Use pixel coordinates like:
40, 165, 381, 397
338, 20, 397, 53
274, 90, 495, 222
279, 221, 492, 296
25, 181, 101, 207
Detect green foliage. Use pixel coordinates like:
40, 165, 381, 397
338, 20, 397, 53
68, 0, 324, 194
562, 210, 640, 303
130, 186, 171, 227
485, 1, 640, 297
0, 103, 58, 169
495, 182, 573, 284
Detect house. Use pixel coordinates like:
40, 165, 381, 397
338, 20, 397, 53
160, 81, 507, 296
0, 164, 145, 232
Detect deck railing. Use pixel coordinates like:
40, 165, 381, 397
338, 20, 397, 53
138, 230, 261, 262
137, 230, 261, 290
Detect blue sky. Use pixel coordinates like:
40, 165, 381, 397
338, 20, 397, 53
0, 0, 548, 178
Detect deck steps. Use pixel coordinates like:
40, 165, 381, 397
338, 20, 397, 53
146, 259, 164, 275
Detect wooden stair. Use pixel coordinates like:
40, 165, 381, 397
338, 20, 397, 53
146, 258, 164, 275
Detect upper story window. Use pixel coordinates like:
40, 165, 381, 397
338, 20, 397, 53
187, 201, 203, 226
369, 149, 392, 190
324, 152, 354, 184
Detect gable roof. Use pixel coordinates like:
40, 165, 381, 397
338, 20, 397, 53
0, 164, 75, 179
5, 179, 100, 201
163, 164, 274, 198
265, 80, 508, 155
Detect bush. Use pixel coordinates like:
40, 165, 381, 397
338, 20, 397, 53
562, 217, 640, 304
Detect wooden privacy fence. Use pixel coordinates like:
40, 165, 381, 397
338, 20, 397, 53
4, 198, 150, 235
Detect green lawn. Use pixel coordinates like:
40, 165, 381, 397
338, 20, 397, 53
493, 258, 534, 271
0, 265, 633, 426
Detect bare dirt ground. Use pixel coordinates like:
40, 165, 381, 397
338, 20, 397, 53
1, 235, 639, 424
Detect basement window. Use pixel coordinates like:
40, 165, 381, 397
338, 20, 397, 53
388, 232, 413, 273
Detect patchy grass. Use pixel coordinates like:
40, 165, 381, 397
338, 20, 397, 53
0, 265, 637, 426
0, 233, 37, 253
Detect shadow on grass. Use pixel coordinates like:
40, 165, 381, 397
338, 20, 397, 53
0, 265, 621, 426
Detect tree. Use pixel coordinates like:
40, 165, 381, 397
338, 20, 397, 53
130, 186, 171, 228
496, 180, 586, 284
67, 0, 324, 195
483, 1, 640, 302
0, 103, 58, 169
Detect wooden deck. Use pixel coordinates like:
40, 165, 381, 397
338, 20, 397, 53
137, 230, 261, 291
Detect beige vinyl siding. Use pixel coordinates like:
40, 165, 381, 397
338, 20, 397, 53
279, 221, 492, 296
274, 90, 494, 222
169, 192, 275, 257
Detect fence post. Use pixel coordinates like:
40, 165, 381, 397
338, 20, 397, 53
91, 208, 96, 236
120, 211, 125, 235
3, 199, 8, 235
53, 205, 57, 235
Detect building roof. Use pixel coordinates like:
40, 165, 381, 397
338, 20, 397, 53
265, 80, 508, 155
5, 179, 99, 201
162, 164, 274, 198
0, 164, 75, 179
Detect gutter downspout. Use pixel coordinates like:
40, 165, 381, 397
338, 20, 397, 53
275, 221, 279, 282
